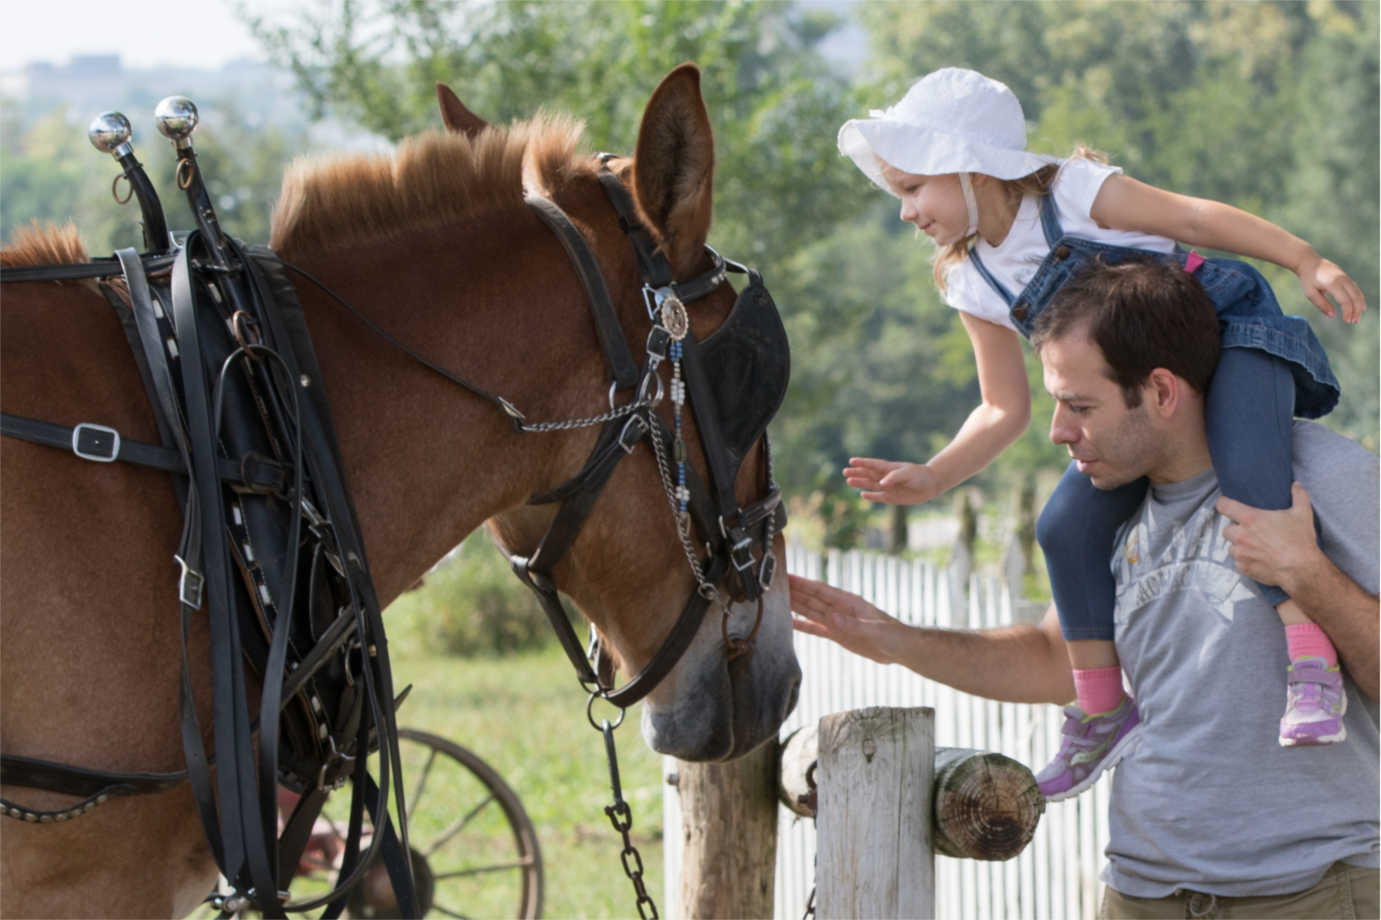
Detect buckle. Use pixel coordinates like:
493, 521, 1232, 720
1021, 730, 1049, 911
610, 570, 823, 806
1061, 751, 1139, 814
728, 533, 755, 573
316, 736, 356, 792
758, 551, 777, 590
71, 423, 120, 462
617, 414, 647, 453
174, 555, 204, 609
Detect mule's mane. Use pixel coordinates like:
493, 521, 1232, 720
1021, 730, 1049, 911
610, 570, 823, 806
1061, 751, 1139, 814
0, 221, 89, 267
270, 113, 592, 254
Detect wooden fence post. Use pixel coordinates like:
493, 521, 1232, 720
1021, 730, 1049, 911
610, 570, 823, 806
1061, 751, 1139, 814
816, 707, 935, 919
780, 725, 1044, 862
674, 741, 778, 919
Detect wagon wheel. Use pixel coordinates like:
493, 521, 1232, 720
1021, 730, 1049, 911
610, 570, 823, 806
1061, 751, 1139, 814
296, 728, 543, 919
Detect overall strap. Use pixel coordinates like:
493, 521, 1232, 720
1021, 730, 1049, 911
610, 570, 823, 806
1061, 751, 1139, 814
965, 246, 1015, 307
1038, 192, 1064, 248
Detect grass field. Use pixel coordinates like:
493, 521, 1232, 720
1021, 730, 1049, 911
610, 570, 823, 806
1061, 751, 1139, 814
385, 644, 666, 920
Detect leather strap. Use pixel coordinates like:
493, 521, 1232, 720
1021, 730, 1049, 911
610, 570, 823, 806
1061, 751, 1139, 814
171, 236, 282, 916
525, 195, 640, 391
0, 412, 287, 493
0, 754, 185, 799
0, 253, 176, 284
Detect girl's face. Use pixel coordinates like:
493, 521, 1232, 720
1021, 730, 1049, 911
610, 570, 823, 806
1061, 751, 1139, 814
879, 163, 969, 245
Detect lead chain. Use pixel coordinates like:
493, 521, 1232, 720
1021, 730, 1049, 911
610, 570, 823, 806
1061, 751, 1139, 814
599, 719, 659, 920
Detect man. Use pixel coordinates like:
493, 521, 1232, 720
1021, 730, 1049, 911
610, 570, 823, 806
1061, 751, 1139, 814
791, 258, 1378, 918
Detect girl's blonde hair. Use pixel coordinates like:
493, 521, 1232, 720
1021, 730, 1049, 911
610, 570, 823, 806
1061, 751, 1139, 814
932, 145, 1107, 293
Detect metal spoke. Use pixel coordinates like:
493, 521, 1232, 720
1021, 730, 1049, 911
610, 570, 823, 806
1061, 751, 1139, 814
422, 793, 497, 858
408, 747, 440, 817
431, 858, 537, 880
428, 902, 472, 919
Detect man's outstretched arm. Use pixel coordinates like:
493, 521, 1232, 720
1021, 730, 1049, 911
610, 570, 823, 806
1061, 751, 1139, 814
789, 573, 1075, 704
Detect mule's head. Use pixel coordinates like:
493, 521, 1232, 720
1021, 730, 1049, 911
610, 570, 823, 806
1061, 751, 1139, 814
469, 65, 800, 761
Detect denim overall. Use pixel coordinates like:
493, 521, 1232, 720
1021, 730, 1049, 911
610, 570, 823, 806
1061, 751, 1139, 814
968, 195, 1341, 637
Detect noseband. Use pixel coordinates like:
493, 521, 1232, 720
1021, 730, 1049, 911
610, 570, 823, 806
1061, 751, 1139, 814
510, 162, 788, 709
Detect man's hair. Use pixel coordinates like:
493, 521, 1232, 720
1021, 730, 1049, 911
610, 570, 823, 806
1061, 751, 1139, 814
1031, 257, 1221, 407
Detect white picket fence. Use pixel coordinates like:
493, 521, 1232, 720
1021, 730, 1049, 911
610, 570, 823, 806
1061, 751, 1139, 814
662, 542, 1114, 919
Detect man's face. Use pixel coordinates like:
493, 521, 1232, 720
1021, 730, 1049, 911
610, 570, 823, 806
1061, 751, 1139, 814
1040, 331, 1163, 489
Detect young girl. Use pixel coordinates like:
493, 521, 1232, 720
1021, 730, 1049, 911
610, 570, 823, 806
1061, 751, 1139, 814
837, 67, 1365, 801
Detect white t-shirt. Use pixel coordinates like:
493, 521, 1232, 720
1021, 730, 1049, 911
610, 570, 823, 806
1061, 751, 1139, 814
943, 159, 1177, 332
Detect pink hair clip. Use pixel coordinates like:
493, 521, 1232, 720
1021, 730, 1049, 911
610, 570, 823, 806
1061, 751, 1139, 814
1184, 250, 1205, 273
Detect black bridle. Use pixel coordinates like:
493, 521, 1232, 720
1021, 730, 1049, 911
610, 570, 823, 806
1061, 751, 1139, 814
511, 162, 787, 709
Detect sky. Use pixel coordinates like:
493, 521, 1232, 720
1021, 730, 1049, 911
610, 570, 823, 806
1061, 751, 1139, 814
1, 0, 279, 70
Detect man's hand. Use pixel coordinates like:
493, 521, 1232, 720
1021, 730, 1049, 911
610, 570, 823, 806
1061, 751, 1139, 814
1217, 482, 1324, 593
1219, 481, 1379, 702
790, 573, 903, 664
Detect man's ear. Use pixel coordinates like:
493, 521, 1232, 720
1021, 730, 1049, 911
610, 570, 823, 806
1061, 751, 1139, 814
1145, 368, 1181, 417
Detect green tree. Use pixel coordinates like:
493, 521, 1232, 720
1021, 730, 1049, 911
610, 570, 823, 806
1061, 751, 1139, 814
849, 0, 1379, 484
1, 102, 310, 257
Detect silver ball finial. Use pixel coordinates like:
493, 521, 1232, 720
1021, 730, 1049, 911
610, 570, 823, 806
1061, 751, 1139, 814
154, 96, 199, 148
88, 112, 133, 156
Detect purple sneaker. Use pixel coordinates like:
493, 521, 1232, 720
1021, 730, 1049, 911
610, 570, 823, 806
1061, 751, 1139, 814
1035, 696, 1142, 802
1279, 657, 1347, 746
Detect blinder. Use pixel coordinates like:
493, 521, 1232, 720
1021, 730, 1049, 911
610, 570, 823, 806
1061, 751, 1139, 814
681, 262, 789, 508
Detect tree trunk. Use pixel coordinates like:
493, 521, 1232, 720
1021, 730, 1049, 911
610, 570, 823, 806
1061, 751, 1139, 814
675, 740, 778, 919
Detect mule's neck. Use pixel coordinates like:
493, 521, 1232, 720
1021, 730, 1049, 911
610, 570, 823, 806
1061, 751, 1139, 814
280, 210, 621, 606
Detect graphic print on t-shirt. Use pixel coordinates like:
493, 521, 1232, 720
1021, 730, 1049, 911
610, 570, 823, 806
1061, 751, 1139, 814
1113, 501, 1259, 628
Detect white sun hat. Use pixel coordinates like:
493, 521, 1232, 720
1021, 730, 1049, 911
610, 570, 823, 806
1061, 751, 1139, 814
838, 67, 1060, 198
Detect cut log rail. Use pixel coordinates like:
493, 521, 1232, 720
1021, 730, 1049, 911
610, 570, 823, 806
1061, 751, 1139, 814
777, 707, 1045, 918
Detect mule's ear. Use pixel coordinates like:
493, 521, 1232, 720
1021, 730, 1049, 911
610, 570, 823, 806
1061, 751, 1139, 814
437, 83, 488, 137
633, 63, 714, 277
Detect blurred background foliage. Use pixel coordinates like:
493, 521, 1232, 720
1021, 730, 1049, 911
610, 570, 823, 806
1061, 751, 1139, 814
4, 0, 1377, 622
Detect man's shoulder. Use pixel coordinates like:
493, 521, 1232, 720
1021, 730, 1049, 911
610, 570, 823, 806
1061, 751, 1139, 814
1292, 420, 1378, 488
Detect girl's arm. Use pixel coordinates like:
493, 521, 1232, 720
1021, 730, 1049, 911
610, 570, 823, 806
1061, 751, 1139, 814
1090, 174, 1366, 323
847, 312, 1030, 504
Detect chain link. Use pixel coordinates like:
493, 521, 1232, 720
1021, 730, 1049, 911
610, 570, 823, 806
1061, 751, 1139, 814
599, 718, 659, 920
648, 411, 718, 601
515, 394, 655, 433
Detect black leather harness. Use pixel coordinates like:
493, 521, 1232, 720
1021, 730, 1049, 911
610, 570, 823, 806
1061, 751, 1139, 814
1, 237, 417, 918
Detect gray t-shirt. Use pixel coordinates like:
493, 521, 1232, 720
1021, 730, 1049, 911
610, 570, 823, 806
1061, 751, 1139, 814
1103, 421, 1380, 899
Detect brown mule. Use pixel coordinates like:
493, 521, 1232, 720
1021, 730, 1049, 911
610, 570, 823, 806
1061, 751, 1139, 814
0, 64, 799, 917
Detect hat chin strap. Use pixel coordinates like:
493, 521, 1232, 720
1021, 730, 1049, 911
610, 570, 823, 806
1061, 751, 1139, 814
959, 172, 980, 238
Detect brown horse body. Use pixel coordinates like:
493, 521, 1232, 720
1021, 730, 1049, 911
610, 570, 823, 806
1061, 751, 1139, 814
0, 66, 799, 917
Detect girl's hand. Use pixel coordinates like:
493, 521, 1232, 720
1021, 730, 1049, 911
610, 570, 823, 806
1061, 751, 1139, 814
844, 457, 942, 505
1298, 254, 1367, 324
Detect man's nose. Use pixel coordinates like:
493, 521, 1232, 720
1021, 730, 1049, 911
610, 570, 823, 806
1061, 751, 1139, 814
1049, 408, 1076, 445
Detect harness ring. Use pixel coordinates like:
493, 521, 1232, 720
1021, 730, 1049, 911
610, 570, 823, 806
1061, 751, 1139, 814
587, 692, 626, 732
111, 174, 133, 205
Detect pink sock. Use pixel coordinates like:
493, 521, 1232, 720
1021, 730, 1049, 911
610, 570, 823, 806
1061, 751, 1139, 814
1073, 667, 1125, 715
1285, 623, 1337, 667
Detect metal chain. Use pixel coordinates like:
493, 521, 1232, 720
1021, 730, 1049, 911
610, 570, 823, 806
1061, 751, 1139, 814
598, 717, 659, 920
648, 408, 717, 601
515, 394, 655, 433
802, 885, 816, 920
